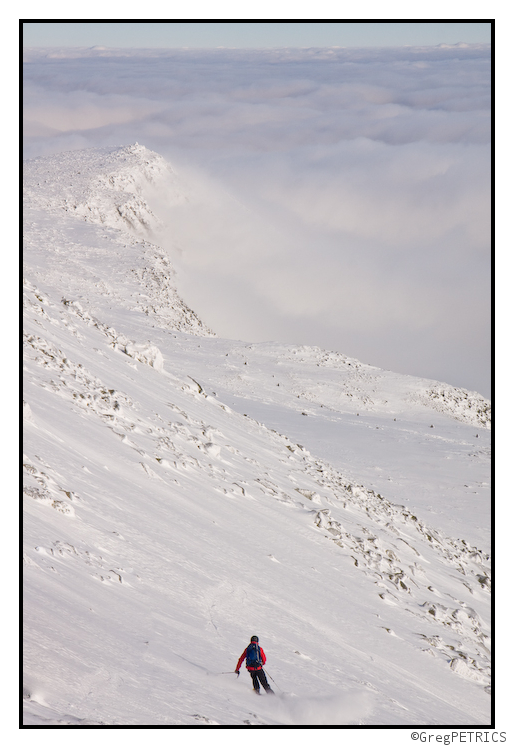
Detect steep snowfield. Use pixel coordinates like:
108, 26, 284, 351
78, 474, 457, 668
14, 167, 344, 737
23, 145, 491, 726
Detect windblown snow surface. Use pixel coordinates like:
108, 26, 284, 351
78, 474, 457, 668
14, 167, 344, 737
23, 144, 491, 728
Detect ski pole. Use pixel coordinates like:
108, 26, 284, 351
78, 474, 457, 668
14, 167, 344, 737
263, 668, 280, 691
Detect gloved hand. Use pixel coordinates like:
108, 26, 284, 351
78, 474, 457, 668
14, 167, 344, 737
235, 670, 240, 676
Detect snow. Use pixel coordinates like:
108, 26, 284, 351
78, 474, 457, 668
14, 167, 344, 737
23, 144, 491, 729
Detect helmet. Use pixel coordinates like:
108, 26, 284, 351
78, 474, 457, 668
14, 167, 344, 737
250, 635, 259, 642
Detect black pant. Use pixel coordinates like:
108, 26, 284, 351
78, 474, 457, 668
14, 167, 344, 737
249, 668, 272, 692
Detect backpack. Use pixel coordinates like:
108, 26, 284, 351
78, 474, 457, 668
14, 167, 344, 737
246, 641, 262, 668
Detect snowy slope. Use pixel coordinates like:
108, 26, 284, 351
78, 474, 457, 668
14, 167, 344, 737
23, 145, 491, 727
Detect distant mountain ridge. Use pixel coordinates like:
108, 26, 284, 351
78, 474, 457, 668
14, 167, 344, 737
23, 144, 214, 337
23, 143, 489, 428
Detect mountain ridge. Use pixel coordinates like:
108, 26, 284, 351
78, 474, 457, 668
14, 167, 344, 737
23, 144, 491, 726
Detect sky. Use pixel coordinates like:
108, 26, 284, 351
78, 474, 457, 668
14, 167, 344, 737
22, 26, 491, 398
23, 21, 492, 49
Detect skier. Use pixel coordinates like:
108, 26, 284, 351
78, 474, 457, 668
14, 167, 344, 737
235, 635, 274, 694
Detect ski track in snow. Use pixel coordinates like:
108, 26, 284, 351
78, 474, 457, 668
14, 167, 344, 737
23, 144, 491, 726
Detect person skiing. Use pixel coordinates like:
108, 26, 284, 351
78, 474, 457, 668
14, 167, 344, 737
235, 636, 274, 694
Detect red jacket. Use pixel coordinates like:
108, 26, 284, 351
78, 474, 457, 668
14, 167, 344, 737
236, 645, 266, 671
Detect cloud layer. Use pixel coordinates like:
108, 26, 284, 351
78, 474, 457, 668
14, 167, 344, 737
23, 46, 491, 396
